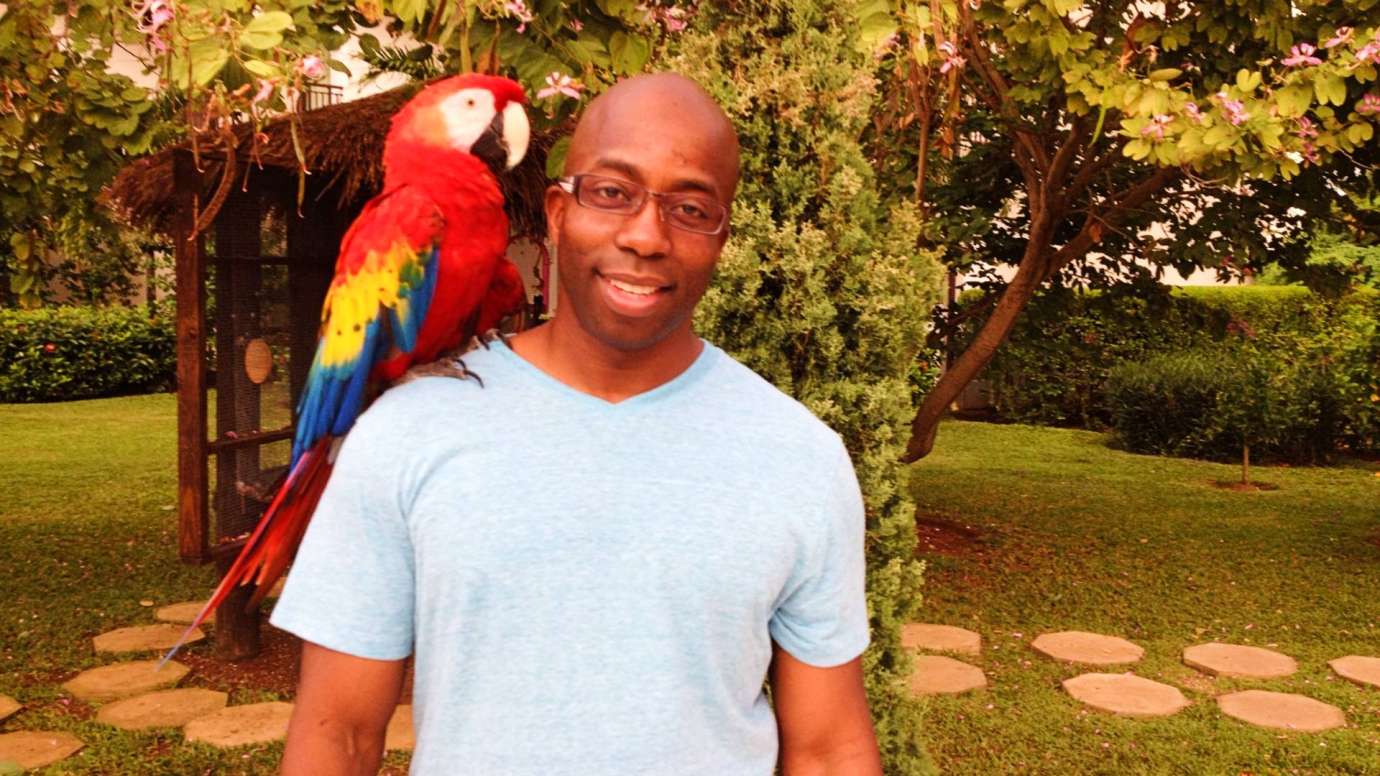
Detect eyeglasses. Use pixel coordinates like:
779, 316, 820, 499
557, 174, 729, 235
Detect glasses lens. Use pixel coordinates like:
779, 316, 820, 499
662, 194, 725, 234
576, 176, 641, 213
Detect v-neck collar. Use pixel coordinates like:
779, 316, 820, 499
493, 338, 720, 411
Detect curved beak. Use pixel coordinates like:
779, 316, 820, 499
500, 100, 530, 171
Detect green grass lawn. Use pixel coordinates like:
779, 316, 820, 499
2, 397, 1377, 773
0, 394, 411, 774
909, 421, 1380, 775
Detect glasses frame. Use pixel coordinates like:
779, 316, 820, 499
556, 173, 729, 236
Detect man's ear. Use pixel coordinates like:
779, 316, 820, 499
543, 184, 567, 245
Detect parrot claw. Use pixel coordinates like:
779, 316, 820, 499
399, 356, 484, 386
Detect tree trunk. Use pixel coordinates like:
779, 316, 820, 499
1241, 442, 1250, 486
902, 236, 1052, 462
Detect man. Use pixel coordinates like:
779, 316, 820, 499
273, 72, 883, 776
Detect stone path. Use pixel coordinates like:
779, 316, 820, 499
908, 654, 988, 695
901, 624, 981, 656
62, 660, 190, 703
902, 622, 1372, 734
1329, 655, 1380, 689
0, 697, 18, 724
0, 731, 84, 770
184, 702, 295, 748
1031, 631, 1143, 665
95, 688, 228, 731
1218, 690, 1346, 732
154, 602, 208, 625
93, 624, 204, 654
1183, 642, 1297, 678
1062, 673, 1189, 717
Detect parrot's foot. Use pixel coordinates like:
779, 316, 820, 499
399, 356, 484, 386
477, 328, 513, 350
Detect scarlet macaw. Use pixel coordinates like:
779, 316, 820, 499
164, 74, 530, 661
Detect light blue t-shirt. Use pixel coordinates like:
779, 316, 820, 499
270, 340, 869, 775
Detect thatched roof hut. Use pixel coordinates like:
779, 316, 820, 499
108, 82, 556, 240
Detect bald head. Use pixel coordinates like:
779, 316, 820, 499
564, 73, 740, 202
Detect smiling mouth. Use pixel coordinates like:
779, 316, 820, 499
607, 278, 661, 295
597, 272, 672, 317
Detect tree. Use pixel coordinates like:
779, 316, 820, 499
1, 0, 680, 305
668, 2, 944, 771
852, 1, 1380, 461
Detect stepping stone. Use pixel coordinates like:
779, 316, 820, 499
1031, 631, 1143, 665
62, 659, 190, 703
1329, 656, 1380, 689
1218, 690, 1345, 732
901, 624, 981, 656
1062, 672, 1190, 718
95, 688, 228, 731
0, 731, 84, 770
184, 701, 293, 748
385, 705, 414, 751
1183, 642, 1296, 678
0, 695, 19, 723
93, 624, 203, 654
155, 602, 210, 626
907, 655, 987, 695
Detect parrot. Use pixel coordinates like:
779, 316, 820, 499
162, 73, 531, 663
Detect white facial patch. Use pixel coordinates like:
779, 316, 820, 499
439, 87, 498, 153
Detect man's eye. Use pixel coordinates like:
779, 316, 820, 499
670, 200, 712, 221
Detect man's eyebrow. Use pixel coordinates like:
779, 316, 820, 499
588, 157, 721, 198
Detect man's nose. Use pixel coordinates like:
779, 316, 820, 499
613, 196, 672, 258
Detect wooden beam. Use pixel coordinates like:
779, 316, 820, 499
173, 150, 209, 563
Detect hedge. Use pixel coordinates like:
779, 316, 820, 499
0, 306, 177, 403
954, 285, 1379, 459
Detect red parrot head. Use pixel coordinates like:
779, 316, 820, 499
385, 74, 530, 177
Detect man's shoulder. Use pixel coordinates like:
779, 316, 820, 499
350, 346, 514, 438
701, 344, 846, 458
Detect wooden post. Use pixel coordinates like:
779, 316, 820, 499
212, 184, 264, 660
174, 151, 209, 563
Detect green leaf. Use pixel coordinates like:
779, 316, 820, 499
1314, 73, 1346, 106
609, 32, 651, 75
1276, 84, 1312, 118
243, 59, 277, 78
240, 29, 282, 50
243, 10, 294, 36
391, 0, 427, 25
9, 232, 30, 261
546, 134, 571, 178
1147, 68, 1181, 82
1235, 69, 1261, 93
1347, 122, 1374, 144
1122, 138, 1150, 160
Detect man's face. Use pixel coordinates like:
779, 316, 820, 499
545, 92, 736, 355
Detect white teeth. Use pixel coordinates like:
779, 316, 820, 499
608, 278, 658, 295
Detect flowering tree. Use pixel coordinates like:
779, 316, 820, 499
851, 0, 1380, 461
1, 0, 683, 305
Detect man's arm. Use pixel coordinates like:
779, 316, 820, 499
769, 644, 883, 776
280, 641, 407, 776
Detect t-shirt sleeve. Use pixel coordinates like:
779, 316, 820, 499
268, 407, 416, 661
768, 442, 870, 667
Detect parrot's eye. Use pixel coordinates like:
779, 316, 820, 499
465, 98, 476, 108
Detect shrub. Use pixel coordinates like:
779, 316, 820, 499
957, 285, 1379, 457
670, 2, 943, 771
0, 305, 176, 402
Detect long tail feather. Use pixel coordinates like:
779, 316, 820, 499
159, 438, 336, 667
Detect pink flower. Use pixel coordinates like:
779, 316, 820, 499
297, 55, 326, 80
503, 0, 533, 32
43, 343, 56, 353
1359, 93, 1380, 115
1141, 113, 1173, 141
251, 78, 274, 107
1282, 43, 1322, 67
536, 71, 583, 100
660, 7, 687, 32
133, 0, 173, 52
938, 40, 965, 73
1295, 116, 1318, 139
1184, 101, 1204, 124
1299, 140, 1320, 164
1323, 27, 1353, 48
570, 19, 583, 32
1357, 41, 1380, 65
1216, 91, 1249, 125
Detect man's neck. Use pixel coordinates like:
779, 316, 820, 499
507, 318, 704, 404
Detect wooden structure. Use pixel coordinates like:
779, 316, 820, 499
109, 83, 552, 659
